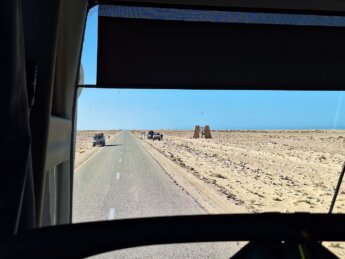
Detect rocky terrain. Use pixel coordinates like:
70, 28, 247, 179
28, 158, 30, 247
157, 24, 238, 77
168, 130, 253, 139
136, 130, 345, 257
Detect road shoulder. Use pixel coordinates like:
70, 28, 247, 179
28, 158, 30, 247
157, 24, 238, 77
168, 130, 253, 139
136, 135, 247, 214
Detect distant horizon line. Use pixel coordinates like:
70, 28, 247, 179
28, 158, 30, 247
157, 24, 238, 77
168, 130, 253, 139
77, 128, 345, 131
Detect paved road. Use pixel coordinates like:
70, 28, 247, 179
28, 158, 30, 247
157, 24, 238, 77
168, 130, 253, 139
73, 131, 239, 258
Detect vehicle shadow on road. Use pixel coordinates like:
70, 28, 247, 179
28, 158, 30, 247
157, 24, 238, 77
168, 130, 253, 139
104, 144, 122, 147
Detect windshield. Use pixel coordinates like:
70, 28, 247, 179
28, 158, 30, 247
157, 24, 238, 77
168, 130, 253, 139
74, 89, 345, 257
73, 6, 345, 258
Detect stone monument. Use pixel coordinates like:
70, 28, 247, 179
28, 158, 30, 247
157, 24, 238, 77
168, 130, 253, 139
204, 125, 212, 138
193, 125, 200, 138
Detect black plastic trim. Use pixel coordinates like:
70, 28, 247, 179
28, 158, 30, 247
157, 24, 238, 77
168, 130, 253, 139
1, 213, 345, 258
89, 0, 345, 16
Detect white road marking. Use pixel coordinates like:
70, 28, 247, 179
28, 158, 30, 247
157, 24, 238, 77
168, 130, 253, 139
119, 158, 122, 163
116, 172, 120, 179
108, 208, 116, 220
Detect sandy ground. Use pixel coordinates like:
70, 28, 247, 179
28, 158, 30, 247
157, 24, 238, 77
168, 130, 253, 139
74, 130, 118, 169
74, 130, 345, 257
134, 130, 345, 257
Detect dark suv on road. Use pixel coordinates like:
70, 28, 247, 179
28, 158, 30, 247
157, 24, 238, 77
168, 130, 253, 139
93, 133, 105, 147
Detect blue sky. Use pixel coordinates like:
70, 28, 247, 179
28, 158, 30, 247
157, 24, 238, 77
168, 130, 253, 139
78, 7, 345, 130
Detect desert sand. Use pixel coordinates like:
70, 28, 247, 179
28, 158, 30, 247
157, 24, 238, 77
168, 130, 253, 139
138, 130, 345, 257
141, 130, 345, 213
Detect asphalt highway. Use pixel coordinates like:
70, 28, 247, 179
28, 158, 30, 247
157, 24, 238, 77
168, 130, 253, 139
73, 131, 239, 258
